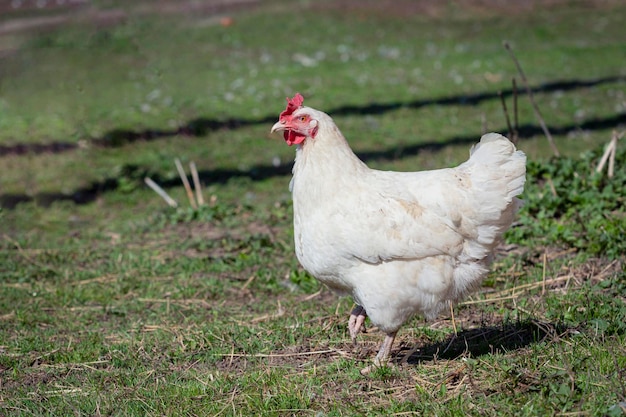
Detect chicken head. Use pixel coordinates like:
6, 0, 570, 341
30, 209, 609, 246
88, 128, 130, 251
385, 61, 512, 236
270, 94, 318, 146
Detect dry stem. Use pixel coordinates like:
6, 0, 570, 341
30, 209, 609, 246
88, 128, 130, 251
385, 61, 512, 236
596, 130, 623, 178
175, 158, 197, 209
503, 41, 560, 157
144, 177, 178, 207
499, 90, 514, 142
189, 161, 205, 206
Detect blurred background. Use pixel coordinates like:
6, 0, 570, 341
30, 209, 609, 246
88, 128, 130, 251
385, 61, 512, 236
1, 0, 624, 207
1, 1, 625, 415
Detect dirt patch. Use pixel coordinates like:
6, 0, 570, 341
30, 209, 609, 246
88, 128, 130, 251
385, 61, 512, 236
0, 0, 259, 36
167, 218, 278, 243
2, 0, 622, 38
214, 340, 360, 374
314, 0, 623, 19
158, 218, 282, 262
0, 0, 88, 17
0, 1, 91, 36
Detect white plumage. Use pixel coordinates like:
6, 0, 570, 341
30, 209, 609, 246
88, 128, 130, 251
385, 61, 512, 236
271, 94, 526, 366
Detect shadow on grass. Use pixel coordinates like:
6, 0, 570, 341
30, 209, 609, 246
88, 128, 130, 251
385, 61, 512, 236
0, 178, 120, 209
1, 75, 623, 156
399, 319, 566, 364
92, 74, 625, 148
1, 75, 625, 209
2, 111, 625, 209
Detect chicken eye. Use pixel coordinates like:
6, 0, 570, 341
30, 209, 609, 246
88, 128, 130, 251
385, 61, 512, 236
299, 115, 307, 122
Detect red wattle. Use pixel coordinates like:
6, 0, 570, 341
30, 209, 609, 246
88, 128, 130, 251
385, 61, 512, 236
285, 131, 306, 146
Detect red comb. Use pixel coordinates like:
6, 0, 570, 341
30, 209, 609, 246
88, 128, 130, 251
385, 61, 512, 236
279, 93, 304, 121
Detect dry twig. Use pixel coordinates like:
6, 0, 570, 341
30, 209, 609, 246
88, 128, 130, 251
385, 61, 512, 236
449, 301, 458, 336
144, 177, 178, 207
499, 90, 514, 141
596, 130, 623, 178
504, 41, 560, 157
214, 349, 349, 358
460, 275, 573, 306
512, 78, 519, 144
175, 158, 197, 209
541, 251, 547, 295
499, 78, 520, 145
189, 161, 205, 206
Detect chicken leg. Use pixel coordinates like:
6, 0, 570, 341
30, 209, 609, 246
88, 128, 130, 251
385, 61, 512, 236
360, 331, 398, 375
361, 332, 397, 375
348, 305, 367, 344
349, 305, 397, 362
374, 332, 397, 365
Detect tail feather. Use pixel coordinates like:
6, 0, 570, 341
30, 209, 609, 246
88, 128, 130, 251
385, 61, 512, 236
460, 133, 527, 259
468, 133, 526, 202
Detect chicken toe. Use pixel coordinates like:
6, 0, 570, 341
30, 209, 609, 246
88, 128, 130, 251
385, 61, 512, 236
348, 305, 367, 344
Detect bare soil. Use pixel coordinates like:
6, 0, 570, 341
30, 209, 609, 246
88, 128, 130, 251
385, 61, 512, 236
1, 0, 621, 37
0, 0, 259, 36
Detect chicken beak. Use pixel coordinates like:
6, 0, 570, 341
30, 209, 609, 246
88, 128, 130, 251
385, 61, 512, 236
271, 121, 286, 134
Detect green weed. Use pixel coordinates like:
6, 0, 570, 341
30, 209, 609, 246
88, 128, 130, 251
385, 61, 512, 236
509, 142, 626, 258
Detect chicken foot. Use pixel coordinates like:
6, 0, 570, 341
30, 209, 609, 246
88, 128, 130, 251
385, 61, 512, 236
360, 331, 398, 375
348, 305, 367, 344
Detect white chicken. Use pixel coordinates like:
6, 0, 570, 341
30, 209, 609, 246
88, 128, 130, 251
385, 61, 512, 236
271, 93, 526, 367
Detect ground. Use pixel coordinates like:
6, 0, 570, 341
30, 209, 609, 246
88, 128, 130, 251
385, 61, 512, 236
0, 1, 625, 415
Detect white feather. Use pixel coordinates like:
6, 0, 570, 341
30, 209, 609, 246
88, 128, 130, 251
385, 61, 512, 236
287, 107, 526, 334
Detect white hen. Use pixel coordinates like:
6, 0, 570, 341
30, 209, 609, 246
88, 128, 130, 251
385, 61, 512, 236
271, 93, 526, 366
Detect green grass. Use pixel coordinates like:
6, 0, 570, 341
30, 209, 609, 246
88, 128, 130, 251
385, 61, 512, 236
1, 1, 626, 415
